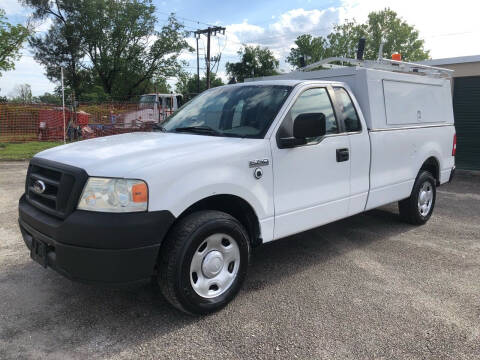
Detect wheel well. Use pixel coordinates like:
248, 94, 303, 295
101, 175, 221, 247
179, 195, 262, 247
420, 157, 440, 185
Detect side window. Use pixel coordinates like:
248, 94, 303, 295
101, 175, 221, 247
334, 87, 361, 132
165, 97, 173, 109
278, 87, 338, 144
232, 100, 244, 128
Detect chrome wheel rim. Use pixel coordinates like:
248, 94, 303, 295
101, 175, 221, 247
190, 233, 240, 299
418, 181, 433, 216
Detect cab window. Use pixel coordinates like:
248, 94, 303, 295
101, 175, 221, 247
164, 97, 173, 109
333, 87, 361, 132
277, 87, 338, 144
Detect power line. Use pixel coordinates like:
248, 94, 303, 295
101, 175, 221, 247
156, 11, 217, 27
194, 26, 226, 89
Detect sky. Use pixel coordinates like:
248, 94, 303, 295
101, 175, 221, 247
1, 0, 480, 96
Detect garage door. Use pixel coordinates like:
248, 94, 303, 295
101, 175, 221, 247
453, 76, 480, 170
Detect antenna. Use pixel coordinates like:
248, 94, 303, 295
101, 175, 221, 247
357, 38, 366, 60
377, 38, 385, 60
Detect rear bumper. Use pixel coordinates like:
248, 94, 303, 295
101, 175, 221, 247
19, 194, 175, 284
449, 166, 456, 183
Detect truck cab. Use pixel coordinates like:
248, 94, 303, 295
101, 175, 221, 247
19, 60, 456, 315
119, 93, 183, 128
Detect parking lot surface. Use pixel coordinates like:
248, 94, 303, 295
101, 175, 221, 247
1, 161, 479, 359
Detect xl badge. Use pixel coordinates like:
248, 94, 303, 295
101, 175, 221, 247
33, 180, 46, 194
249, 159, 269, 168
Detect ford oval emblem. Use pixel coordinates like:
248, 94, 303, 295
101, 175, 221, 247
33, 180, 46, 194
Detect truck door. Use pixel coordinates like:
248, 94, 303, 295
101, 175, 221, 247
270, 86, 350, 240
332, 87, 370, 216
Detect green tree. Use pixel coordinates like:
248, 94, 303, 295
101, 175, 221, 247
286, 34, 330, 68
326, 20, 368, 59
77, 3, 191, 99
361, 8, 429, 61
25, 0, 90, 99
35, 92, 62, 104
226, 45, 279, 82
175, 72, 224, 95
287, 8, 429, 68
25, 1, 191, 100
151, 76, 172, 94
9, 83, 32, 103
0, 9, 30, 76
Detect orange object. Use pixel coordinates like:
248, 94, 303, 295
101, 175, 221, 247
132, 183, 148, 203
391, 53, 402, 61
76, 111, 90, 126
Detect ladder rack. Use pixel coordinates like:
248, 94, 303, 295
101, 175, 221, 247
299, 57, 454, 78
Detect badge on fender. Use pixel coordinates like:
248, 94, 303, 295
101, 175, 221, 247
249, 159, 269, 168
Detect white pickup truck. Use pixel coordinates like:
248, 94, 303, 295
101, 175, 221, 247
19, 59, 456, 314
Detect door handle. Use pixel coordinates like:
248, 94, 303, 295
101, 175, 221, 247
336, 148, 349, 162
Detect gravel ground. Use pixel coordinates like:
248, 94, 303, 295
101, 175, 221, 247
1, 161, 479, 360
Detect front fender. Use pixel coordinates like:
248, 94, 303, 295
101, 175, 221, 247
147, 164, 274, 243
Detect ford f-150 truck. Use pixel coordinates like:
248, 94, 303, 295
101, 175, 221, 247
19, 58, 456, 314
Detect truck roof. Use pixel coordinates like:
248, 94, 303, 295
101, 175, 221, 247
228, 79, 343, 87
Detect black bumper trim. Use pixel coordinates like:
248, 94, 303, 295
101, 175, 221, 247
19, 194, 176, 284
19, 194, 175, 249
449, 166, 456, 183
20, 219, 161, 284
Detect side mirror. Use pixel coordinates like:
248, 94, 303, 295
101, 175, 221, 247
279, 113, 326, 148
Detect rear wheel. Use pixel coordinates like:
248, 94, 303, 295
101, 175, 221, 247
398, 170, 436, 225
158, 210, 250, 315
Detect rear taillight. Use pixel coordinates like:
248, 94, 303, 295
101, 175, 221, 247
452, 134, 457, 156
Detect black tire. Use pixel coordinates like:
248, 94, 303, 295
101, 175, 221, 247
398, 170, 436, 225
158, 210, 250, 315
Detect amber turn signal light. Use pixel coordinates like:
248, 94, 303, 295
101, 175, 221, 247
132, 183, 148, 203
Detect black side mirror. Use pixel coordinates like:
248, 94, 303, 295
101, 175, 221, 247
279, 113, 326, 148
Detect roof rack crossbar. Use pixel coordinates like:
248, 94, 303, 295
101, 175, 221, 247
298, 57, 454, 78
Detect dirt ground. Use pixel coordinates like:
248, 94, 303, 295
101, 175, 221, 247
1, 161, 479, 359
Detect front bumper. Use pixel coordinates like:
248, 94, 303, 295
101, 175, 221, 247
19, 194, 175, 284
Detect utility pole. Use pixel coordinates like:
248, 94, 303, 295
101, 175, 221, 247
61, 67, 66, 144
206, 28, 211, 89
194, 26, 225, 90
196, 36, 200, 93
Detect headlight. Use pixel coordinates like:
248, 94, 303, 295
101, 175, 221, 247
77, 177, 148, 212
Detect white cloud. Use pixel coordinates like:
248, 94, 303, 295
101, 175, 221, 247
340, 0, 480, 58
32, 17, 53, 33
0, 54, 55, 96
1, 0, 24, 15
214, 8, 339, 73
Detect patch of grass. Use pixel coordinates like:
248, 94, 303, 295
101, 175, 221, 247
0, 134, 38, 142
0, 141, 62, 160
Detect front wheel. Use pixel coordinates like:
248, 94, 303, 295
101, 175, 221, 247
398, 170, 436, 225
158, 210, 250, 315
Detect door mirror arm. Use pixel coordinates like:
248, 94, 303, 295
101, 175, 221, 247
278, 137, 307, 149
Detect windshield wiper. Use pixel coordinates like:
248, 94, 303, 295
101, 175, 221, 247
174, 125, 221, 136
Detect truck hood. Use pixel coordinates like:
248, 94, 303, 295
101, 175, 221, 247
35, 132, 265, 177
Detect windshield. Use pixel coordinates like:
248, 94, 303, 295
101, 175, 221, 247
162, 85, 292, 138
139, 95, 156, 109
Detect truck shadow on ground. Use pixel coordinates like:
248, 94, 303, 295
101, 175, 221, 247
0, 204, 416, 356
245, 204, 414, 292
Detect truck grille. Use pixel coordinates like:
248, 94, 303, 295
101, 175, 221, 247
26, 158, 88, 219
